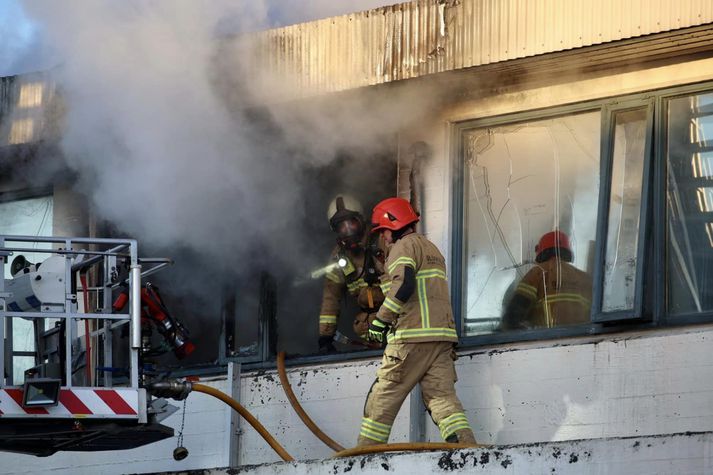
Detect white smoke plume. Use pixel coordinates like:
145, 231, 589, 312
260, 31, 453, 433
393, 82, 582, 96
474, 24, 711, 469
14, 0, 444, 357
19, 0, 431, 265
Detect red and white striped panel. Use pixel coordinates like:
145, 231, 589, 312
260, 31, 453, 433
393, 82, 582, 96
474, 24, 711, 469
0, 388, 140, 419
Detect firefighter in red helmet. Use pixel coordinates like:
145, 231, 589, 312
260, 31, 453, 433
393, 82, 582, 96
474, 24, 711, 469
357, 197, 476, 447
501, 230, 593, 330
317, 196, 386, 353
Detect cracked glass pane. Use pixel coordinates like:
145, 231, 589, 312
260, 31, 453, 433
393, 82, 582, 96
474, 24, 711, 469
602, 109, 647, 313
463, 111, 600, 335
667, 92, 713, 315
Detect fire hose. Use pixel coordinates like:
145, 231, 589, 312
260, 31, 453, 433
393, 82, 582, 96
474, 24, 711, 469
149, 381, 294, 462
191, 384, 294, 462
276, 351, 345, 451
332, 442, 479, 458
151, 361, 481, 463
276, 351, 482, 457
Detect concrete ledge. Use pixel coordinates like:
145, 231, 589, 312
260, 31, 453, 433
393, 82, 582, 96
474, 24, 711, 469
166, 431, 713, 474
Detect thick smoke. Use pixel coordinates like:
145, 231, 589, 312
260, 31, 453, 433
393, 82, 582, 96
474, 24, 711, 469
17, 0, 443, 359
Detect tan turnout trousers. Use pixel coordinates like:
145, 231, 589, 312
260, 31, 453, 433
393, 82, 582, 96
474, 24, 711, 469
357, 341, 476, 446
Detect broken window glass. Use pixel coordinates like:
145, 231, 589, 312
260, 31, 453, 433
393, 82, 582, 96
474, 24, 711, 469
601, 108, 648, 313
462, 111, 600, 335
667, 92, 713, 315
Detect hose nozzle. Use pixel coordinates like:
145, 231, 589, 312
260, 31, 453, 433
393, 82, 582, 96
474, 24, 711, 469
147, 380, 193, 400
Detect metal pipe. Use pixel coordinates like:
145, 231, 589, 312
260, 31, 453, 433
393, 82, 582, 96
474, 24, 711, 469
276, 351, 345, 451
71, 244, 130, 272
2, 235, 136, 245
0, 311, 129, 321
137, 258, 173, 264
1, 247, 131, 257
130, 265, 142, 349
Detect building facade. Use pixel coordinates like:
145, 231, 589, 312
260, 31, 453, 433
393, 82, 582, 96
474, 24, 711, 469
2, 0, 713, 473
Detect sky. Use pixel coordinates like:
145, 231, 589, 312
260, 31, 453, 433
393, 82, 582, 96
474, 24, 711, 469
0, 0, 400, 77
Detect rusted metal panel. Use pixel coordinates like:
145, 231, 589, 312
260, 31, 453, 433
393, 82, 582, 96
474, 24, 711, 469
246, 0, 713, 98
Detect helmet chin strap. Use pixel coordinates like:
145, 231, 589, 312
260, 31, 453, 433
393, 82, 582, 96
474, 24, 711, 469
391, 225, 415, 242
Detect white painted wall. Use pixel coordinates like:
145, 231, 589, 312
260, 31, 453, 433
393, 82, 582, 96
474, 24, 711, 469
200, 432, 713, 475
3, 326, 713, 474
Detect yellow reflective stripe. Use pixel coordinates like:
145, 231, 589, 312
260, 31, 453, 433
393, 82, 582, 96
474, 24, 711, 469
360, 418, 391, 442
326, 271, 341, 283
386, 327, 458, 342
362, 417, 392, 432
387, 256, 416, 273
539, 293, 591, 306
441, 421, 473, 439
416, 268, 447, 280
379, 281, 392, 293
382, 297, 402, 314
516, 282, 537, 299
439, 412, 468, 427
438, 412, 471, 439
347, 278, 368, 291
417, 277, 429, 328
360, 427, 389, 442
319, 315, 337, 324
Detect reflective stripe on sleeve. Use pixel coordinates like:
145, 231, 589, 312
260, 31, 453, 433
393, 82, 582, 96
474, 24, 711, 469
326, 270, 342, 283
319, 315, 337, 324
387, 256, 417, 274
382, 297, 403, 314
347, 278, 368, 292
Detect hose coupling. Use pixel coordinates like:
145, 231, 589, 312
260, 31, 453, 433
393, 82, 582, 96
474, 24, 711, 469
147, 380, 193, 400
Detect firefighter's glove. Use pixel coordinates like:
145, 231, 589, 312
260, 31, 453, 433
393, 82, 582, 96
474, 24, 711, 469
367, 318, 390, 344
318, 335, 337, 354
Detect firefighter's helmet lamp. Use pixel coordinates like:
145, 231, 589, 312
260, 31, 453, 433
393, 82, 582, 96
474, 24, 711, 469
22, 378, 61, 407
328, 195, 365, 249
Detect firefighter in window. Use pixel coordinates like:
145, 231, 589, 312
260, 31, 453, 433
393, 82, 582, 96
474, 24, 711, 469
317, 196, 387, 353
501, 231, 593, 330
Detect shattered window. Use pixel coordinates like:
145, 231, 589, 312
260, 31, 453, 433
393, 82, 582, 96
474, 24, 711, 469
463, 112, 600, 335
601, 109, 648, 313
667, 92, 713, 315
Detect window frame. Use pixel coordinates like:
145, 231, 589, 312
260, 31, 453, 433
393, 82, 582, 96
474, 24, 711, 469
450, 99, 609, 345
450, 81, 713, 350
592, 99, 655, 323
654, 82, 713, 327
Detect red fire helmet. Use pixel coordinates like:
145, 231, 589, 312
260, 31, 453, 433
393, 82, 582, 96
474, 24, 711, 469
536, 231, 572, 256
371, 197, 420, 232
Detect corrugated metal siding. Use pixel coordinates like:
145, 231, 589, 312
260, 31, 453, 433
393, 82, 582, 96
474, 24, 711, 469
247, 0, 713, 97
